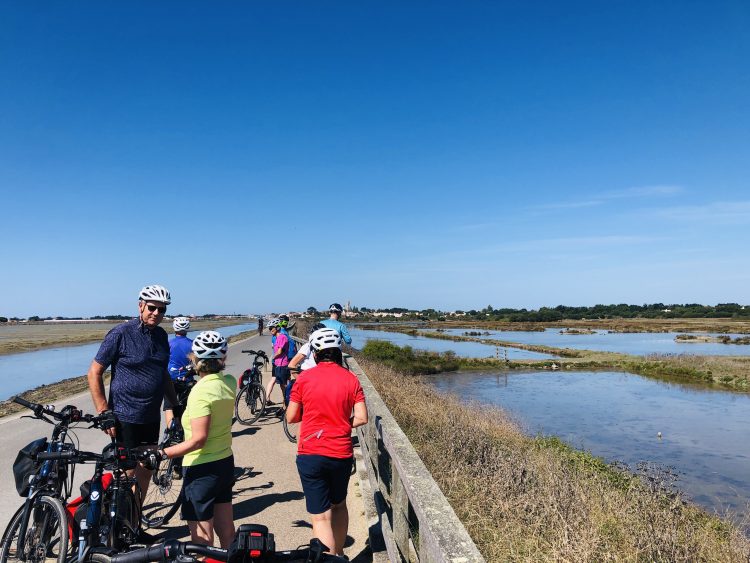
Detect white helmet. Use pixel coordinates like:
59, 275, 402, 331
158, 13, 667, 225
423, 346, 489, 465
192, 331, 228, 359
173, 317, 191, 332
267, 318, 280, 329
309, 328, 341, 351
139, 285, 171, 305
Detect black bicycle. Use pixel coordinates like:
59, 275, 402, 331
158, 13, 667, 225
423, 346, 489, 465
0, 397, 114, 563
281, 369, 300, 443
235, 350, 268, 426
85, 524, 347, 563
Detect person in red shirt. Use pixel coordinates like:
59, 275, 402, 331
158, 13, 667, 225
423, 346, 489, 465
286, 328, 368, 556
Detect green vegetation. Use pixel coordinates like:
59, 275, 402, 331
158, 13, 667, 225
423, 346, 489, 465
356, 354, 750, 561
360, 340, 460, 374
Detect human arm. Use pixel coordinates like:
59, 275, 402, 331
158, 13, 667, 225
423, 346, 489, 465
339, 323, 352, 345
163, 415, 210, 458
87, 360, 116, 437
286, 400, 302, 423
351, 401, 367, 428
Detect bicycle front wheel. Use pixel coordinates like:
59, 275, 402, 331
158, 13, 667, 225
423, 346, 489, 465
235, 384, 266, 425
141, 458, 182, 529
0, 496, 69, 563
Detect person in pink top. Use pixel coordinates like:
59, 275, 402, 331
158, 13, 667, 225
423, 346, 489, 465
265, 318, 290, 404
286, 327, 368, 556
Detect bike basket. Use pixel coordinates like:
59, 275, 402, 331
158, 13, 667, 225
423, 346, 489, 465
13, 437, 48, 496
228, 524, 275, 563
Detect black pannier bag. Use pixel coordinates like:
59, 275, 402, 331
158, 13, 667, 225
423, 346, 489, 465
13, 438, 48, 496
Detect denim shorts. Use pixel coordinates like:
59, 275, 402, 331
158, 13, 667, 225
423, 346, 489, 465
296, 454, 353, 514
273, 365, 290, 385
181, 455, 234, 521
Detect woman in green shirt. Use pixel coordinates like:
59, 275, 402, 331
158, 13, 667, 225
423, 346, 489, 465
156, 331, 236, 547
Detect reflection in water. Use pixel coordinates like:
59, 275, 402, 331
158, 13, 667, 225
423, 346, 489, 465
430, 369, 750, 523
349, 328, 556, 360
0, 323, 257, 399
442, 327, 750, 356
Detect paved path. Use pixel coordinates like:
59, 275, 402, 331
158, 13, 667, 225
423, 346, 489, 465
0, 333, 371, 560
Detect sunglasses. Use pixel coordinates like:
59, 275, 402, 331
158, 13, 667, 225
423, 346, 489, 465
146, 305, 167, 314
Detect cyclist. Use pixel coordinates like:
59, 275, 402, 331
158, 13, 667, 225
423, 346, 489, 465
286, 328, 368, 556
320, 303, 352, 346
265, 318, 290, 405
145, 331, 236, 548
257, 316, 264, 336
278, 314, 297, 359
288, 322, 327, 372
165, 316, 194, 428
86, 284, 179, 522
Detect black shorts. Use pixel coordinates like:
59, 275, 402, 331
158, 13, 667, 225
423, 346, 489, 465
115, 420, 160, 449
181, 455, 235, 521
273, 365, 290, 385
296, 454, 353, 515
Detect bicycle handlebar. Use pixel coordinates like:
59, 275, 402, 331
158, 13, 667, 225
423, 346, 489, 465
12, 396, 96, 424
109, 537, 346, 563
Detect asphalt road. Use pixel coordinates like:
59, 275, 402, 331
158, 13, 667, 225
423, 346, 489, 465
0, 333, 370, 560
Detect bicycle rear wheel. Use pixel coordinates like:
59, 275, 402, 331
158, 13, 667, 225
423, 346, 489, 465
235, 383, 266, 425
141, 458, 182, 529
282, 412, 298, 443
0, 496, 69, 563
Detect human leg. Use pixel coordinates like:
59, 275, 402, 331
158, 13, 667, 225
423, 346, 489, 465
188, 519, 214, 545
310, 509, 335, 553
330, 500, 349, 555
212, 502, 235, 548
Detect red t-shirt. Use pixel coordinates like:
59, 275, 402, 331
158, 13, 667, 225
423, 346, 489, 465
290, 361, 365, 458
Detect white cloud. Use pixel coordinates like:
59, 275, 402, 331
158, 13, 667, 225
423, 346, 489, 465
648, 201, 750, 223
533, 184, 684, 211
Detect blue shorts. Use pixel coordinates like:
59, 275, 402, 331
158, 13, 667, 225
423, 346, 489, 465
181, 455, 234, 521
273, 365, 290, 385
296, 454, 353, 514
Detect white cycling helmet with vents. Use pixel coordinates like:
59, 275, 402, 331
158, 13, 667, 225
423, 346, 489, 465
309, 328, 342, 351
192, 331, 228, 359
172, 317, 191, 332
139, 285, 171, 304
267, 318, 280, 329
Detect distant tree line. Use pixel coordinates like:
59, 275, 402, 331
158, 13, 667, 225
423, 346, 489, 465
348, 303, 749, 322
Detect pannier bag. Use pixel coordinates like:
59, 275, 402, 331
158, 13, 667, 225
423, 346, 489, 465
13, 438, 48, 496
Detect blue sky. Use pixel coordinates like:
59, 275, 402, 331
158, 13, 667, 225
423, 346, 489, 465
1, 2, 748, 317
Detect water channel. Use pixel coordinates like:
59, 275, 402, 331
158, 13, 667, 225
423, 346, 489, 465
441, 327, 750, 356
0, 323, 257, 399
430, 369, 750, 523
348, 327, 556, 360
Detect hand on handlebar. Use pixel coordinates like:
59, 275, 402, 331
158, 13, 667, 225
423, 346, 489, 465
98, 409, 117, 437
138, 448, 167, 471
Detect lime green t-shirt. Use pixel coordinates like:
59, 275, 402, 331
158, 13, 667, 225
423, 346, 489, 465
181, 372, 236, 467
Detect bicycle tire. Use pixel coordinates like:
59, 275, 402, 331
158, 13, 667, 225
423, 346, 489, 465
234, 383, 266, 426
0, 496, 69, 563
282, 413, 297, 443
141, 458, 182, 529
88, 553, 112, 563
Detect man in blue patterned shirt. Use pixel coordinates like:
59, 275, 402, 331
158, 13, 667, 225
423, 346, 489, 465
87, 284, 179, 516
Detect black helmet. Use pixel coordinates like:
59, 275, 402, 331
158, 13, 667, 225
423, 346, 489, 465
329, 303, 343, 314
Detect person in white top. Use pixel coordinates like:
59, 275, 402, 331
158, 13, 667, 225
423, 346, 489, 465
288, 323, 326, 372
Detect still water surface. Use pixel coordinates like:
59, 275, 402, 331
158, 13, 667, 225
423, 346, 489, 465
443, 328, 750, 356
431, 369, 750, 521
0, 323, 257, 399
349, 328, 556, 360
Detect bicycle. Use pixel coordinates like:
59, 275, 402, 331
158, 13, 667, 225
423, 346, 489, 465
140, 370, 195, 530
234, 350, 268, 426
85, 524, 347, 563
0, 397, 113, 563
281, 368, 300, 443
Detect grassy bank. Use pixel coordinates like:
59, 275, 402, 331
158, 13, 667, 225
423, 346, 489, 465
0, 319, 250, 356
355, 347, 750, 561
0, 329, 259, 418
